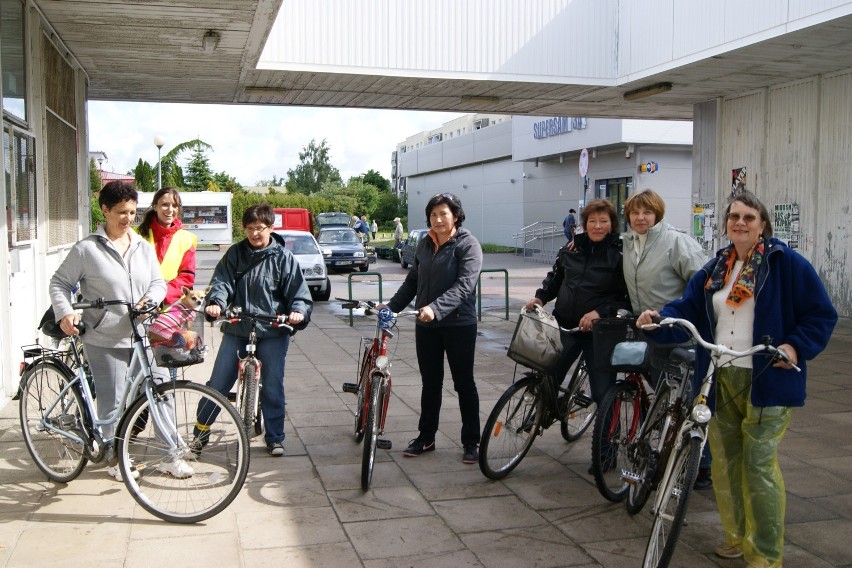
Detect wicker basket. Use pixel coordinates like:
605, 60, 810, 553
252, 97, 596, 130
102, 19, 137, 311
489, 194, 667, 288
148, 308, 206, 368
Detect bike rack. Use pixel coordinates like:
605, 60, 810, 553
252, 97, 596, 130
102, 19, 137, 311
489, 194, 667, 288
477, 268, 509, 321
346, 272, 384, 326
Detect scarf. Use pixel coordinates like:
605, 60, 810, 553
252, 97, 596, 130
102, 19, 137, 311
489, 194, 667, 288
705, 238, 764, 308
149, 218, 183, 262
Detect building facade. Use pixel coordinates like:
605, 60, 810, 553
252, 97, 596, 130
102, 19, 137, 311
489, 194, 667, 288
396, 115, 693, 248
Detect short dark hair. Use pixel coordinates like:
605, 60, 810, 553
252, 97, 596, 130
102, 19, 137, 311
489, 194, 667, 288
99, 181, 137, 210
569, 208, 576, 214
425, 192, 465, 228
243, 203, 275, 227
580, 199, 619, 233
724, 192, 773, 238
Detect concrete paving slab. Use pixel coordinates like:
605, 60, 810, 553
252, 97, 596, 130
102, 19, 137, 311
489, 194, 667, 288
344, 515, 465, 560
329, 485, 435, 522
235, 506, 348, 549
460, 524, 595, 568
244, 542, 362, 567
433, 495, 546, 532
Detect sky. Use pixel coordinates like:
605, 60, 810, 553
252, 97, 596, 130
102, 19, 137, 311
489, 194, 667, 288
88, 101, 461, 187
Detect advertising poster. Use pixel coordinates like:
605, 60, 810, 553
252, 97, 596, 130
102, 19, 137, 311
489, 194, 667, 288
731, 167, 747, 196
773, 202, 800, 249
693, 202, 716, 252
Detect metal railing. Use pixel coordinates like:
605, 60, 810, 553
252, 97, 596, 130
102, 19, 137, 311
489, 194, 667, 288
512, 221, 564, 265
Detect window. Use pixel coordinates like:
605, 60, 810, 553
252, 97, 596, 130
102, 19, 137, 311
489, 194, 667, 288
1, 0, 27, 123
4, 125, 37, 247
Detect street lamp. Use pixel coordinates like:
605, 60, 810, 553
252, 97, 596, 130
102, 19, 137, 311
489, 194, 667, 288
153, 135, 165, 190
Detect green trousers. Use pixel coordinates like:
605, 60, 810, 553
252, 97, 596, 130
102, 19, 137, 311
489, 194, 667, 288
708, 366, 792, 568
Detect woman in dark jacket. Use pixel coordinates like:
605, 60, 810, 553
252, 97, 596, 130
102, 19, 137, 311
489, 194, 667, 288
197, 204, 313, 457
638, 192, 837, 568
525, 199, 630, 405
386, 192, 483, 464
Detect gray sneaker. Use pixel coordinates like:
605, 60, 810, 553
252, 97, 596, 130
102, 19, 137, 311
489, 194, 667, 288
267, 442, 284, 457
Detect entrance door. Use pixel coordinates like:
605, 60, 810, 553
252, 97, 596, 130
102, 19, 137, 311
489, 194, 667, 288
594, 177, 633, 231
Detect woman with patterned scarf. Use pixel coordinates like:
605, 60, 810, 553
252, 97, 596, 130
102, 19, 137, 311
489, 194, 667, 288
637, 191, 837, 568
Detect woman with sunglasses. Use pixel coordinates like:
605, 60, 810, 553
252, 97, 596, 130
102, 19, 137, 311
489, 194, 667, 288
385, 192, 483, 464
638, 191, 836, 568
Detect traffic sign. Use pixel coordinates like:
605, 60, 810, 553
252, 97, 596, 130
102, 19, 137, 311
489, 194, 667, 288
579, 148, 589, 177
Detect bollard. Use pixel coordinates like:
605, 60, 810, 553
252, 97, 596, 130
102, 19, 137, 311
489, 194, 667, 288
477, 268, 509, 321
346, 272, 384, 326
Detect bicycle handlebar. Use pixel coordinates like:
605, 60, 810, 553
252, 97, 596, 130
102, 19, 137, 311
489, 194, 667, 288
338, 298, 420, 320
72, 297, 160, 316
214, 307, 295, 333
641, 316, 800, 372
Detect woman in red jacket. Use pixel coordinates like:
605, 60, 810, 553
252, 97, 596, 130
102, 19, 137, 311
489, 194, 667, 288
137, 187, 197, 305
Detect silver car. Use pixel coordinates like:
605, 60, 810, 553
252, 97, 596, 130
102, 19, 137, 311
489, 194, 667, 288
273, 229, 331, 301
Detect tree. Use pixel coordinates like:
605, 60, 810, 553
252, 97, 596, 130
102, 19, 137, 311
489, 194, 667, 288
185, 142, 214, 192
89, 158, 102, 193
159, 138, 212, 190
132, 159, 156, 193
286, 138, 342, 195
361, 169, 390, 192
348, 179, 380, 218
213, 171, 243, 193
373, 192, 402, 225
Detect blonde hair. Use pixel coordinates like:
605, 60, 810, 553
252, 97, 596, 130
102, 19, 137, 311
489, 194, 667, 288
624, 189, 665, 227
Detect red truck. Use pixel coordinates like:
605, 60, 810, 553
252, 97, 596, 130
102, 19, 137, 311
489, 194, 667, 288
272, 208, 313, 233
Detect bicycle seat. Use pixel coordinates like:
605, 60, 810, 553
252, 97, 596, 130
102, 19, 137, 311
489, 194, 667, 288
669, 347, 695, 364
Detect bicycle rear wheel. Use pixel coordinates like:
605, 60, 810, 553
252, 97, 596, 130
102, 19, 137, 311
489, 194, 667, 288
361, 376, 383, 490
643, 435, 702, 568
560, 362, 597, 442
592, 380, 643, 502
238, 361, 260, 438
117, 381, 250, 523
19, 361, 88, 483
479, 374, 543, 480
626, 385, 673, 515
353, 357, 371, 443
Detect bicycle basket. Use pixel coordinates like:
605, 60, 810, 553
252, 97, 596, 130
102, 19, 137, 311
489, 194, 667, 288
148, 307, 206, 368
507, 310, 563, 374
592, 317, 649, 373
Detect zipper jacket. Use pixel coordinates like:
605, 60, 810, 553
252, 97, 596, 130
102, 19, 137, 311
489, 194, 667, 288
388, 227, 483, 327
658, 238, 837, 407
535, 232, 630, 328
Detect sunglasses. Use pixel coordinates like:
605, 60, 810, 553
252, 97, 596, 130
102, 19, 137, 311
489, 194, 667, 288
726, 213, 759, 223
433, 192, 459, 202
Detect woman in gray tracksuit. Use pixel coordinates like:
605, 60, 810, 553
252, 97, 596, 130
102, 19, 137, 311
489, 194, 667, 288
49, 181, 166, 480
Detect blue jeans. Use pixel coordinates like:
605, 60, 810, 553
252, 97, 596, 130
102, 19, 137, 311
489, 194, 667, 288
197, 332, 290, 446
414, 324, 480, 446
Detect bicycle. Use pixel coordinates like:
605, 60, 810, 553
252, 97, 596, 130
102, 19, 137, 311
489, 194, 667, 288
18, 298, 250, 523
478, 308, 595, 480
340, 299, 419, 490
639, 316, 798, 568
211, 307, 294, 438
588, 315, 661, 503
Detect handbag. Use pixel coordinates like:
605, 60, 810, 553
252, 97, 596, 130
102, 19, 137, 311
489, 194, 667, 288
507, 309, 563, 374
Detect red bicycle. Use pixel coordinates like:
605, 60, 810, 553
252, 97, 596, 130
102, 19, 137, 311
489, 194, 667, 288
340, 299, 418, 490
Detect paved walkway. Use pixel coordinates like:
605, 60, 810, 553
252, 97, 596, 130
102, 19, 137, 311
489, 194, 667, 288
1, 255, 851, 567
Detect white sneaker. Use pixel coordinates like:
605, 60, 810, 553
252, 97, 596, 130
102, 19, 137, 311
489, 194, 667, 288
157, 458, 194, 479
106, 463, 140, 481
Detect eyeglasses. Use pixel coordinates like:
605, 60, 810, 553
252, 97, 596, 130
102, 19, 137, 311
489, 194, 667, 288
727, 213, 759, 223
244, 225, 270, 234
433, 192, 458, 201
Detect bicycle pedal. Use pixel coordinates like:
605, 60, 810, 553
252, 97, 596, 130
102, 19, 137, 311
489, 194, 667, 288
227, 391, 237, 402
377, 439, 392, 450
342, 382, 359, 394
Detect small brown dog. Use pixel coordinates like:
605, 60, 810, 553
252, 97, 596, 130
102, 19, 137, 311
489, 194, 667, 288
148, 286, 208, 348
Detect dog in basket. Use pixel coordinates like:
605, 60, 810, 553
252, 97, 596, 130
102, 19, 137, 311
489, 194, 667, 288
148, 286, 207, 350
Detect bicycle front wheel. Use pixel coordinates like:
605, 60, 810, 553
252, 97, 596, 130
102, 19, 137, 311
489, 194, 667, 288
643, 435, 702, 568
361, 377, 383, 491
626, 385, 673, 515
117, 381, 250, 523
239, 361, 260, 438
19, 361, 88, 483
479, 374, 543, 480
560, 362, 597, 442
592, 380, 643, 502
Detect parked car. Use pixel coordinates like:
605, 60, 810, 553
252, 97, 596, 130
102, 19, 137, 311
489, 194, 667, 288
400, 229, 429, 269
315, 211, 351, 232
273, 229, 331, 301
317, 227, 369, 272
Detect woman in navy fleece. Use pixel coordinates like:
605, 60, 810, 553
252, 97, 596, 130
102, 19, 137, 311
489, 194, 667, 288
638, 192, 837, 568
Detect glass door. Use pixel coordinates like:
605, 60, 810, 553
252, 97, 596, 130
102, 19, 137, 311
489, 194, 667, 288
593, 177, 633, 231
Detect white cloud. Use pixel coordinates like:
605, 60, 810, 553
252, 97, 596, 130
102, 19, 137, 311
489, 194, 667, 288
88, 101, 459, 186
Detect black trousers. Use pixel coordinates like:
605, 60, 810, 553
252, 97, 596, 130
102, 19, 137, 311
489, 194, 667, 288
414, 323, 480, 446
553, 331, 615, 405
